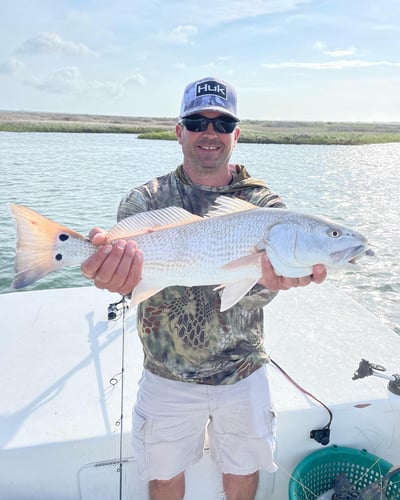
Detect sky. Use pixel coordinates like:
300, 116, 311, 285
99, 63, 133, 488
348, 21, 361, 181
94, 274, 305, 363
1, 0, 399, 122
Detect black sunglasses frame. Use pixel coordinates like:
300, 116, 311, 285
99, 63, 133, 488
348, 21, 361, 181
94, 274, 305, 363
179, 115, 238, 134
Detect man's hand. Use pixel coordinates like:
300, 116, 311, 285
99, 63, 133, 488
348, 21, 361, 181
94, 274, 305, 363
80, 228, 143, 296
259, 255, 327, 291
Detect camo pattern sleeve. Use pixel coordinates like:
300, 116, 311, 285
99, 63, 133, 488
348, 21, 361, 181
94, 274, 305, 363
118, 164, 285, 385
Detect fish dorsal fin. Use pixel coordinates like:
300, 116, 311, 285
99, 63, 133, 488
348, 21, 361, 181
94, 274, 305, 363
205, 196, 258, 218
106, 206, 201, 241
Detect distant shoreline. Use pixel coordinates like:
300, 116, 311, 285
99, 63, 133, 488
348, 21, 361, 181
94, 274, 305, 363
1, 110, 399, 145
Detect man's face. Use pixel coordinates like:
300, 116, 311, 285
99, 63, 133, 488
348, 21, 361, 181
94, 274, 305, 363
176, 111, 240, 174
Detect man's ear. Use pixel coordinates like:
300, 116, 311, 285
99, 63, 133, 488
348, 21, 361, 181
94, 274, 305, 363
176, 123, 183, 144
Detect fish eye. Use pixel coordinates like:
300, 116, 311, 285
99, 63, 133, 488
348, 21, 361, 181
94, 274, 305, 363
328, 228, 342, 238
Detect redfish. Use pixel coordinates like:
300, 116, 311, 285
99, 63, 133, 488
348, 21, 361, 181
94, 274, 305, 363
9, 197, 374, 311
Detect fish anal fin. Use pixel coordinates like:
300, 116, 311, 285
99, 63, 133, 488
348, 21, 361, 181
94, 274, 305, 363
219, 278, 260, 312
217, 253, 263, 311
130, 280, 165, 307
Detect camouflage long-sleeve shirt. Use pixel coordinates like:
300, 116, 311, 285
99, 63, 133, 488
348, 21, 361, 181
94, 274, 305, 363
118, 164, 285, 385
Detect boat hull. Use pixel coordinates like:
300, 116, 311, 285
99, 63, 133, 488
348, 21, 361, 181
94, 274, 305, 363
1, 283, 399, 499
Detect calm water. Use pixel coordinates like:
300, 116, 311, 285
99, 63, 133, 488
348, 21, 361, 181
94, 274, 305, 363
0, 132, 399, 334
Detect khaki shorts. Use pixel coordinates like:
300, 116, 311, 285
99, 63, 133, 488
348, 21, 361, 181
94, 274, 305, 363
132, 366, 277, 481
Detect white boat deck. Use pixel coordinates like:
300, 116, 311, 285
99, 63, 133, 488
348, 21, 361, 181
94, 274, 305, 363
1, 282, 399, 499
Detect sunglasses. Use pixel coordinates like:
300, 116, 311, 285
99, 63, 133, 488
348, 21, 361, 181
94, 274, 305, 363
180, 115, 238, 134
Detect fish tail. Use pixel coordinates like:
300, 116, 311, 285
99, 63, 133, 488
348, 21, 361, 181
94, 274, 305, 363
9, 204, 88, 289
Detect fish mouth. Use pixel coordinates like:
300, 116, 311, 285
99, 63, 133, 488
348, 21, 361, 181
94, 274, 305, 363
331, 245, 375, 265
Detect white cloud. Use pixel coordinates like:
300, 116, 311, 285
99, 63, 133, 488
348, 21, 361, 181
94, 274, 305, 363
216, 56, 232, 63
28, 66, 83, 93
163, 25, 198, 45
170, 0, 310, 26
25, 66, 124, 98
325, 47, 357, 57
123, 73, 146, 86
312, 40, 327, 51
0, 58, 24, 74
313, 40, 357, 58
371, 24, 399, 31
262, 59, 400, 70
17, 32, 95, 56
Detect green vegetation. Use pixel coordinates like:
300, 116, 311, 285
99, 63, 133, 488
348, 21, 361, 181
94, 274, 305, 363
236, 120, 400, 145
138, 130, 177, 140
0, 111, 176, 135
1, 111, 399, 145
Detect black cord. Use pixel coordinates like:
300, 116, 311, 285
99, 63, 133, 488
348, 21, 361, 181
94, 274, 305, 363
270, 357, 332, 445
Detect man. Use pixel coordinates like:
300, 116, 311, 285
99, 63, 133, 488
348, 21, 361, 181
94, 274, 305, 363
81, 77, 326, 500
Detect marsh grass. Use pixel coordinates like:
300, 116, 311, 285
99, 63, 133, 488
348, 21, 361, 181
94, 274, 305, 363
1, 111, 399, 145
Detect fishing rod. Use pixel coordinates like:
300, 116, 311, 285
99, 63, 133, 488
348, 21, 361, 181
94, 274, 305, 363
108, 296, 129, 500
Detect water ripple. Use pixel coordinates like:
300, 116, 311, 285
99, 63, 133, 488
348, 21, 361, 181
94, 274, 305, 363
1, 133, 398, 334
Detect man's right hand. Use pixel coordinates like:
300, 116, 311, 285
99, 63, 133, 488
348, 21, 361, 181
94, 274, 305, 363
81, 228, 144, 296
259, 254, 327, 290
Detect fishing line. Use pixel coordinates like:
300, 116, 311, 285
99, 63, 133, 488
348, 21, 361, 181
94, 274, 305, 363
108, 296, 129, 500
118, 296, 128, 500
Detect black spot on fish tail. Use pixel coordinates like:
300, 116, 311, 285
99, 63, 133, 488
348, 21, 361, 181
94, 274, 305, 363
59, 233, 69, 241
55, 254, 63, 261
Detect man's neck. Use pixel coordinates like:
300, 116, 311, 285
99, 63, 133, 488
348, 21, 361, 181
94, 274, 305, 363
182, 164, 234, 187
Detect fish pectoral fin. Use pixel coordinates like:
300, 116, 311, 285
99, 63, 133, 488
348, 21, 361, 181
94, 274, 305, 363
221, 253, 263, 271
130, 280, 165, 307
218, 278, 260, 312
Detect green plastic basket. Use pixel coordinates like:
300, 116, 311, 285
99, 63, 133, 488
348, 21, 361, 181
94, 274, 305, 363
288, 445, 400, 499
